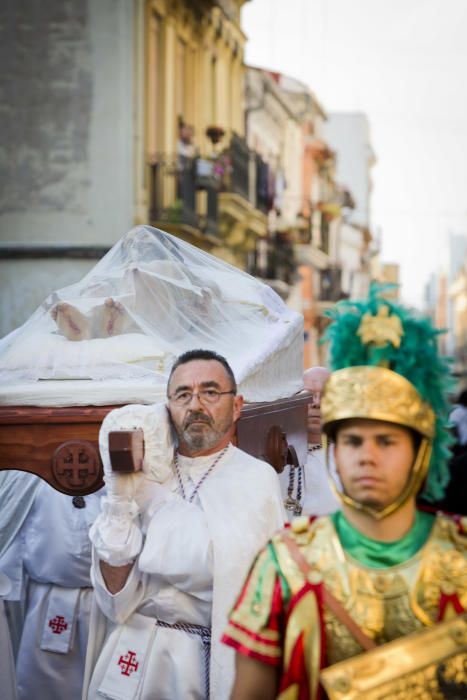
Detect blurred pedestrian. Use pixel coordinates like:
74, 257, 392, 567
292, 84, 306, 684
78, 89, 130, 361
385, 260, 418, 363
449, 388, 467, 454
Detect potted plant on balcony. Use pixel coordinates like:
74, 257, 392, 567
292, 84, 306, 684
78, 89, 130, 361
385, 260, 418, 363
206, 125, 225, 145
213, 152, 232, 187
166, 198, 184, 223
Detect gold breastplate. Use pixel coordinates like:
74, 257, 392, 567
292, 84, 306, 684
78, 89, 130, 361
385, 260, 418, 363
275, 515, 467, 666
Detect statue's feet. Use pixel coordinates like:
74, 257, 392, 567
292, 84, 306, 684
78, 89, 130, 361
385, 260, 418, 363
102, 298, 128, 336
51, 302, 91, 341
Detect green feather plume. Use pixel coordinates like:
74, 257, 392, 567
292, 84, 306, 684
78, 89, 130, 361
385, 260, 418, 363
322, 282, 454, 502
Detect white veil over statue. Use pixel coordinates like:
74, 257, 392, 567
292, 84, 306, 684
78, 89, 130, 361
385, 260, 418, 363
0, 226, 303, 405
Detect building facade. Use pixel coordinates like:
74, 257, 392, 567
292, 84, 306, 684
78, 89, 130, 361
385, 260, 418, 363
143, 0, 268, 269
324, 112, 376, 231
0, 0, 265, 337
244, 69, 361, 366
0, 0, 135, 336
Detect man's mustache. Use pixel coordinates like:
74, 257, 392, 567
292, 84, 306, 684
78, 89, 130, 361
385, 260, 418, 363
184, 412, 213, 429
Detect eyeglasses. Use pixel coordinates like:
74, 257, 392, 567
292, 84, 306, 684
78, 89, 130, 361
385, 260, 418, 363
168, 389, 236, 406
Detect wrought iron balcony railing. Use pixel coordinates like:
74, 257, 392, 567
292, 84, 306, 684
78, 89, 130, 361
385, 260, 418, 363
255, 153, 270, 215
148, 154, 219, 237
249, 233, 296, 285
228, 133, 250, 201
320, 267, 343, 302
148, 140, 276, 238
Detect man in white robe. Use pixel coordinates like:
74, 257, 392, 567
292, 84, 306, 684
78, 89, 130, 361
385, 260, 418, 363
0, 572, 17, 700
0, 471, 38, 700
0, 471, 103, 700
84, 349, 286, 700
280, 367, 339, 519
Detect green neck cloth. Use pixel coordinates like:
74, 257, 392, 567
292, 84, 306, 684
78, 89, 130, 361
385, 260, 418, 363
330, 509, 435, 569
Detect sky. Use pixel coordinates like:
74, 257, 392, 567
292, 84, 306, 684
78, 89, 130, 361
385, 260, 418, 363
241, 0, 467, 307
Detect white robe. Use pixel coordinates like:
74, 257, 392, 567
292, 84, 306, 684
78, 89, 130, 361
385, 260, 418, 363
0, 479, 103, 700
0, 573, 17, 700
84, 444, 285, 700
279, 447, 339, 520
301, 448, 339, 516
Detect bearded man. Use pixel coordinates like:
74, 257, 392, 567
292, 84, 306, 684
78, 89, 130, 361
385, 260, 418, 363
84, 349, 285, 700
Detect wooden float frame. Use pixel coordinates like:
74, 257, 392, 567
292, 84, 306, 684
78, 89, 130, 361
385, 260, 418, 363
0, 393, 312, 495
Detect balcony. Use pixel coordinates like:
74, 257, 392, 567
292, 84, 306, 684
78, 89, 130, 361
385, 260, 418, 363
320, 267, 344, 302
148, 155, 220, 241
291, 208, 331, 270
228, 132, 250, 200
320, 216, 330, 255
249, 232, 296, 291
147, 138, 272, 267
255, 153, 271, 215
216, 134, 269, 261
184, 0, 221, 17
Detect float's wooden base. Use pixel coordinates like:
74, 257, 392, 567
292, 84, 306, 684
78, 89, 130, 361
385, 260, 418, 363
0, 394, 311, 495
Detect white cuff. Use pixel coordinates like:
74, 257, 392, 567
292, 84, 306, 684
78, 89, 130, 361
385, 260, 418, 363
90, 496, 143, 566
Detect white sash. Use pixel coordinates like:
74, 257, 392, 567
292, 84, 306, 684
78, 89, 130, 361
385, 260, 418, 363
97, 613, 156, 700
40, 586, 80, 653
0, 572, 12, 597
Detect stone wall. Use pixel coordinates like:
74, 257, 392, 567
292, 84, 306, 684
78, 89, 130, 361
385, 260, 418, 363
0, 0, 135, 336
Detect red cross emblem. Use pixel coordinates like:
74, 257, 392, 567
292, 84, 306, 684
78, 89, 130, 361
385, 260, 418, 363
48, 615, 68, 634
118, 650, 139, 677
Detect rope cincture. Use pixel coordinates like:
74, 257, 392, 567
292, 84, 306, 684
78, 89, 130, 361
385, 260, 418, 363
156, 619, 211, 698
284, 444, 322, 516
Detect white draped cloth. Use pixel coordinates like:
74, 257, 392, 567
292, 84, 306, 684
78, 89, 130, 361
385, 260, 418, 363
0, 226, 303, 405
0, 478, 103, 700
84, 443, 285, 700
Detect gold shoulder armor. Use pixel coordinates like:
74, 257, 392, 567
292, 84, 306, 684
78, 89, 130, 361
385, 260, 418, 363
458, 515, 467, 538
280, 515, 325, 549
435, 513, 467, 551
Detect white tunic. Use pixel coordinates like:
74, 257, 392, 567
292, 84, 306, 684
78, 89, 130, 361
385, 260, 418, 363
279, 447, 339, 520
0, 479, 103, 700
301, 447, 339, 516
0, 573, 17, 700
84, 444, 285, 700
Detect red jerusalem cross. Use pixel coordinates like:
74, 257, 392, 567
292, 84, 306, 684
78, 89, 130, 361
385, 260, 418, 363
49, 615, 68, 634
118, 650, 139, 677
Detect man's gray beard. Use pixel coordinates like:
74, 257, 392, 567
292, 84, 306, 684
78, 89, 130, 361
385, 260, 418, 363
181, 426, 226, 453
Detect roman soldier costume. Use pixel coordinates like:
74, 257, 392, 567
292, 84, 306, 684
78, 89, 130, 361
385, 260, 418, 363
223, 285, 467, 699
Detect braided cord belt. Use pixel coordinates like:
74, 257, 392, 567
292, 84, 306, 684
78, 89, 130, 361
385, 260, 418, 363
285, 462, 303, 515
156, 619, 212, 698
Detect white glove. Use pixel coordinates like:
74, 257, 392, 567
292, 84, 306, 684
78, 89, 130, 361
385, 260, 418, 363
89, 496, 142, 566
139, 402, 174, 484
91, 402, 174, 566
99, 402, 174, 502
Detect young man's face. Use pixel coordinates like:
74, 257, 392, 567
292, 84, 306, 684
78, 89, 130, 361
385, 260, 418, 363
167, 359, 243, 456
333, 419, 416, 511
